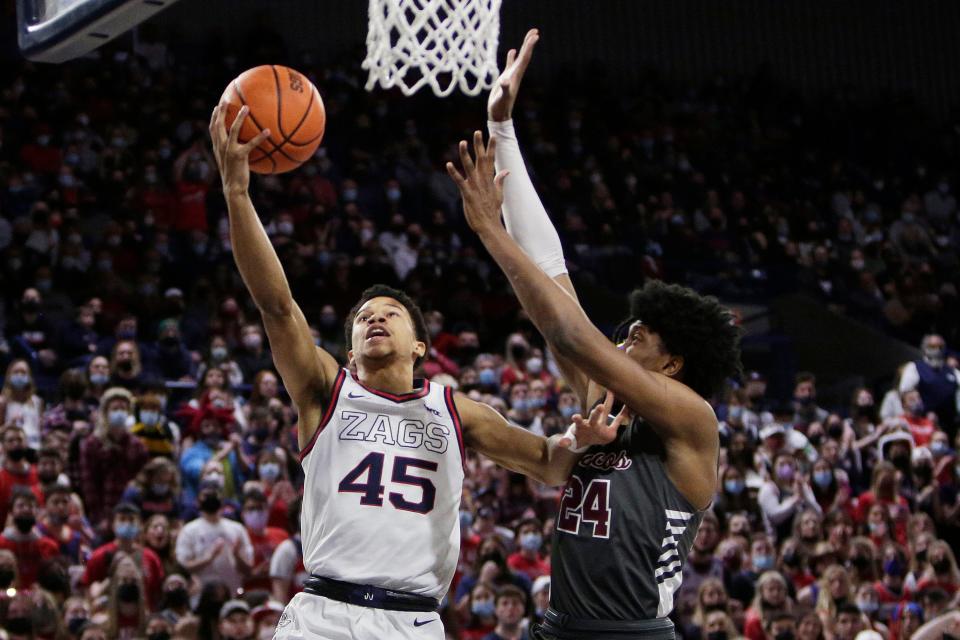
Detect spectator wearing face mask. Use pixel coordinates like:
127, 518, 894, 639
81, 502, 164, 607
175, 478, 253, 595
0, 425, 44, 527
236, 324, 273, 381
241, 488, 288, 593
1, 359, 45, 449
792, 373, 829, 431
85, 355, 111, 405
899, 334, 960, 430
758, 453, 821, 542
461, 581, 498, 640
854, 461, 909, 542
121, 456, 181, 520
506, 517, 549, 581
255, 449, 295, 530
144, 613, 174, 640
158, 573, 192, 623
197, 335, 245, 388
109, 339, 147, 392
0, 488, 58, 589
79, 387, 148, 529
104, 552, 149, 637
131, 392, 180, 458
178, 405, 239, 506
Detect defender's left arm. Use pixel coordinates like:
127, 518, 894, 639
447, 133, 715, 444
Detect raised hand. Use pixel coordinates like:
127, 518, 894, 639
558, 390, 631, 452
488, 28, 540, 122
208, 103, 271, 196
446, 131, 509, 234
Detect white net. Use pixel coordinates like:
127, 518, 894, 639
363, 0, 502, 97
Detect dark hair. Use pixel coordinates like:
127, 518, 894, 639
620, 281, 742, 399
242, 489, 267, 506
836, 603, 861, 618
515, 517, 542, 537
11, 486, 38, 507
795, 371, 816, 386
495, 584, 528, 607
344, 285, 430, 367
43, 483, 71, 499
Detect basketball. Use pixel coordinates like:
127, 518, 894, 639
219, 65, 325, 174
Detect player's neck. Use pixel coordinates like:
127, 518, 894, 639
356, 361, 416, 395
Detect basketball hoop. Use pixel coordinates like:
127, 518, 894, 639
362, 0, 502, 98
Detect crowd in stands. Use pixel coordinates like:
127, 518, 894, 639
0, 28, 960, 640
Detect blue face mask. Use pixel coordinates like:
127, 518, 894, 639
520, 533, 543, 552
728, 406, 743, 421
259, 463, 281, 481
8, 373, 29, 390
512, 398, 529, 412
813, 471, 833, 488
724, 479, 745, 495
140, 411, 160, 426
858, 601, 878, 615
560, 405, 579, 420
478, 369, 497, 387
527, 397, 546, 410
115, 522, 140, 540
471, 599, 495, 618
753, 555, 774, 571
108, 410, 129, 429
90, 373, 109, 386
930, 441, 947, 456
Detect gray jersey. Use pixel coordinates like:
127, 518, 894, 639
551, 418, 707, 620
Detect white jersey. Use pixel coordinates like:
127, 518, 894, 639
298, 369, 465, 600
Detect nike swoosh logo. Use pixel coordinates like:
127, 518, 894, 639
348, 392, 365, 399
413, 618, 434, 627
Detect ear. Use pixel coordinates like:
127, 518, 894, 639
414, 341, 427, 360
346, 349, 355, 367
662, 354, 684, 378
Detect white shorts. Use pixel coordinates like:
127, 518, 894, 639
273, 592, 445, 640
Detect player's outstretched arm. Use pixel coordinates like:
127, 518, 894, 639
209, 104, 339, 441
448, 133, 717, 503
456, 391, 626, 486
486, 29, 591, 405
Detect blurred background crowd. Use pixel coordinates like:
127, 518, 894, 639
1, 13, 960, 640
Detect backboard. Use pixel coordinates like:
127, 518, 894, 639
17, 0, 182, 63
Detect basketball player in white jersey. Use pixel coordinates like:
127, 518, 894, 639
447, 29, 742, 639
208, 104, 625, 640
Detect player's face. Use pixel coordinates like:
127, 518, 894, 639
622, 321, 678, 376
350, 297, 424, 367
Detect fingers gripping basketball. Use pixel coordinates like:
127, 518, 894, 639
220, 65, 326, 174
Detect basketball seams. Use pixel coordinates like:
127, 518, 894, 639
228, 66, 325, 173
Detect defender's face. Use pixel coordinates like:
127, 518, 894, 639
350, 297, 423, 366
622, 321, 673, 375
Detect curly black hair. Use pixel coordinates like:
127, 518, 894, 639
344, 284, 430, 367
617, 280, 743, 399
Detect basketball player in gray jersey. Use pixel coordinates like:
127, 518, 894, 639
447, 30, 743, 639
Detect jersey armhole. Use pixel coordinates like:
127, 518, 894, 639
298, 369, 347, 462
443, 387, 466, 471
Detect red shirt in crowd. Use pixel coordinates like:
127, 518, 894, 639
916, 577, 958, 596
0, 531, 59, 589
903, 414, 936, 447
81, 542, 164, 609
79, 433, 149, 526
853, 491, 909, 545
245, 526, 289, 592
507, 551, 551, 581
174, 181, 209, 231
0, 466, 44, 528
874, 579, 912, 605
